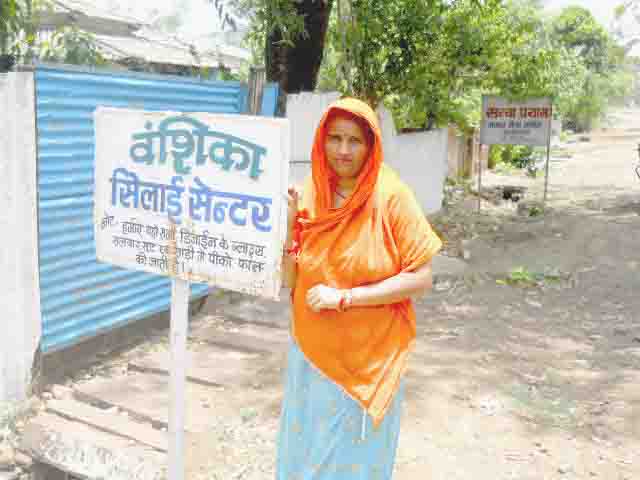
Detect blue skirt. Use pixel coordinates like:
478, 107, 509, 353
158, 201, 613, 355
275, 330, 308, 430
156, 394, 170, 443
276, 339, 405, 480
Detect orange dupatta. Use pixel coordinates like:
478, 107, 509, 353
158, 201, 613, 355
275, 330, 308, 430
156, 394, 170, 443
291, 98, 442, 426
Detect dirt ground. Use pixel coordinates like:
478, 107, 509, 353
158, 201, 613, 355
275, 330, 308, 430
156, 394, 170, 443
14, 110, 640, 480
181, 109, 640, 480
395, 109, 640, 480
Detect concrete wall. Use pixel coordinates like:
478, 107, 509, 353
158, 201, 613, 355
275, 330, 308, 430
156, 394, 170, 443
286, 91, 340, 186
0, 72, 42, 403
389, 127, 448, 214
286, 92, 447, 213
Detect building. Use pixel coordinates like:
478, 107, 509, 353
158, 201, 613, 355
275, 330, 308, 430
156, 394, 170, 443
37, 0, 250, 76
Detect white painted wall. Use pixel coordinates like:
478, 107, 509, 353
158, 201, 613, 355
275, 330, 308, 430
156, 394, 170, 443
387, 128, 448, 214
0, 72, 42, 403
286, 91, 340, 186
286, 92, 447, 213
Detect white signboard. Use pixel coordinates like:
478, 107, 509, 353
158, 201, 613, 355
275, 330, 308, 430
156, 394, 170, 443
94, 107, 290, 300
480, 96, 552, 147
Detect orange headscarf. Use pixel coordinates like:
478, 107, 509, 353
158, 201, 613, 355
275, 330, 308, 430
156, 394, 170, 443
292, 98, 442, 426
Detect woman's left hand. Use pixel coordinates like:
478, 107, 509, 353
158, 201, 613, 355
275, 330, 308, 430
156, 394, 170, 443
306, 284, 343, 312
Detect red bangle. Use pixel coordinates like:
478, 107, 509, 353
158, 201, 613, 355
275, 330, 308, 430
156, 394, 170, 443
338, 294, 346, 312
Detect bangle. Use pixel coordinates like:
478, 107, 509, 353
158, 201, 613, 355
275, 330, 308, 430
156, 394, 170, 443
337, 289, 353, 312
337, 291, 346, 312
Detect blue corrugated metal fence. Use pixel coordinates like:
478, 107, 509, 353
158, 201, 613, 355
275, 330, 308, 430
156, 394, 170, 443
35, 64, 279, 352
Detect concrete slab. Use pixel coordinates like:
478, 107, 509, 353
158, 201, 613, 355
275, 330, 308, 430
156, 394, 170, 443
20, 413, 165, 480
431, 254, 468, 281
46, 398, 167, 452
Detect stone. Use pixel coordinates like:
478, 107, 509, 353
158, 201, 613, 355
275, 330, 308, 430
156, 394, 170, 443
51, 385, 72, 400
0, 444, 15, 471
13, 452, 31, 469
558, 465, 572, 474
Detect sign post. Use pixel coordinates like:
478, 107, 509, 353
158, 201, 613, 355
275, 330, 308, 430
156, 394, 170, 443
543, 114, 553, 204
93, 108, 291, 479
480, 95, 553, 207
168, 276, 189, 479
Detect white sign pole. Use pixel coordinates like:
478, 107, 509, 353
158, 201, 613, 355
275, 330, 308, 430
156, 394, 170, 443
168, 276, 189, 480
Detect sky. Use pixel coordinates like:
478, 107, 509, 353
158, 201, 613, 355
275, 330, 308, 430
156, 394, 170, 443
94, 0, 627, 39
544, 0, 617, 28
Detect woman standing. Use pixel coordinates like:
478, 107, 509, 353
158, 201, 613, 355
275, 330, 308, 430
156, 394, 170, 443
278, 97, 442, 479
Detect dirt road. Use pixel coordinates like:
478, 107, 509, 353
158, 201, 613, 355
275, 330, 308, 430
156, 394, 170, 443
394, 110, 640, 480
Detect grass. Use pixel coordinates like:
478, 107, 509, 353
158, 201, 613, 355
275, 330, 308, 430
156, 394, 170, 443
496, 266, 563, 288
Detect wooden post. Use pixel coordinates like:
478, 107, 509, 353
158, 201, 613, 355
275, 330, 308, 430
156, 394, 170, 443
247, 67, 266, 116
168, 278, 190, 479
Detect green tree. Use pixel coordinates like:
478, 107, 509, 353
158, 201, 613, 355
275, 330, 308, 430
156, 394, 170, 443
319, 0, 553, 130
1, 0, 107, 66
38, 26, 106, 66
550, 6, 633, 130
0, 0, 21, 54
550, 6, 614, 73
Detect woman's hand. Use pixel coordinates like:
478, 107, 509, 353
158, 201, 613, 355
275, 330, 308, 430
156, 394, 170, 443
306, 284, 343, 312
287, 186, 299, 229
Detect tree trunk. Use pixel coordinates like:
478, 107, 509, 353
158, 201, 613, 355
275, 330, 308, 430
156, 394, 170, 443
266, 0, 334, 95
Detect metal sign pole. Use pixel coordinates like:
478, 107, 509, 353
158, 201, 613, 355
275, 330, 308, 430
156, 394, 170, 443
477, 139, 483, 213
168, 277, 190, 480
543, 106, 553, 205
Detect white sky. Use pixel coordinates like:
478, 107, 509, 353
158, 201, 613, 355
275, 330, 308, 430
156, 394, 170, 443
93, 0, 224, 38
96, 0, 625, 38
544, 0, 617, 28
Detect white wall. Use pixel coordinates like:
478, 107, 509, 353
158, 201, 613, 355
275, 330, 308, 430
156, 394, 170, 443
286, 91, 340, 186
0, 72, 42, 403
387, 127, 448, 214
286, 92, 447, 213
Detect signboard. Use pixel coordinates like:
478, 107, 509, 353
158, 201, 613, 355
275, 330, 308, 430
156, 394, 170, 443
94, 107, 290, 300
480, 96, 552, 147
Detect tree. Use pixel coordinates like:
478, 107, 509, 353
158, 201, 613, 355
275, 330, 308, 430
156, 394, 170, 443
1, 0, 21, 54
550, 6, 614, 73
1, 0, 107, 67
319, 0, 552, 130
333, 0, 447, 108
548, 6, 633, 131
210, 0, 333, 95
265, 0, 333, 93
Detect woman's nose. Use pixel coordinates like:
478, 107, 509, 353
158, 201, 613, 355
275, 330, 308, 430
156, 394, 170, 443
338, 140, 350, 155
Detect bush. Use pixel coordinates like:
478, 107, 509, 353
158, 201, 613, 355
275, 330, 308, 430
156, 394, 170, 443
489, 145, 536, 170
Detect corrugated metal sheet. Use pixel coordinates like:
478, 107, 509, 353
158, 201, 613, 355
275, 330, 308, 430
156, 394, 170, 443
35, 64, 276, 352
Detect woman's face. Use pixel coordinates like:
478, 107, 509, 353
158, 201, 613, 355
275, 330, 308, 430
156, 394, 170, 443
324, 114, 370, 180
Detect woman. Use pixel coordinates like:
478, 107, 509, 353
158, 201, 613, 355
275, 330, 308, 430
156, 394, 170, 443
278, 97, 442, 479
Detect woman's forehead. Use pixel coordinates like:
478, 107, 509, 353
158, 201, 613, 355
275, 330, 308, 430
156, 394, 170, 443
326, 112, 369, 135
